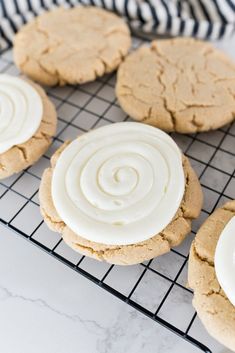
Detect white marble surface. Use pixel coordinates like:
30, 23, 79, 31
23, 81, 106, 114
0, 223, 231, 353
0, 225, 199, 353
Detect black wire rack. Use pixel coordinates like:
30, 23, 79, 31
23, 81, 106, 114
0, 37, 235, 353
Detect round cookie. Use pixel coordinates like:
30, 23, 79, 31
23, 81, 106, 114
188, 200, 235, 351
116, 38, 235, 133
0, 76, 56, 179
13, 6, 131, 86
39, 124, 202, 265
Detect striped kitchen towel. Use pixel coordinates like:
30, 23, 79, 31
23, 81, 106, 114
0, 0, 235, 49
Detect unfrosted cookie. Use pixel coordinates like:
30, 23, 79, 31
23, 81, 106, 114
188, 200, 235, 351
13, 6, 131, 86
0, 75, 56, 179
39, 122, 202, 265
116, 38, 235, 134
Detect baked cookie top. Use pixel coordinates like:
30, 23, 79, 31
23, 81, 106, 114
116, 38, 235, 134
188, 200, 235, 351
13, 6, 131, 86
39, 122, 203, 265
0, 75, 56, 179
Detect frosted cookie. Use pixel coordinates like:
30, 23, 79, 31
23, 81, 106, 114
188, 200, 235, 351
116, 38, 235, 134
39, 122, 202, 265
13, 7, 131, 86
0, 74, 56, 179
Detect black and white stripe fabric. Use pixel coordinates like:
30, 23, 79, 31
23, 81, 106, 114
1, 0, 235, 49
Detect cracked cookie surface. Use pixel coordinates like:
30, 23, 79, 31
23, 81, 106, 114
39, 139, 202, 265
0, 79, 57, 179
13, 6, 131, 86
116, 38, 235, 134
188, 200, 235, 351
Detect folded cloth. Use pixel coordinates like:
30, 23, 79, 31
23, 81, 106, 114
0, 0, 235, 49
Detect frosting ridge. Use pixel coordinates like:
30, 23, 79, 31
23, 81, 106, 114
215, 216, 235, 306
0, 74, 43, 153
52, 122, 185, 245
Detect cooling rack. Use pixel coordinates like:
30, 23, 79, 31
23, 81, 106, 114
0, 37, 235, 353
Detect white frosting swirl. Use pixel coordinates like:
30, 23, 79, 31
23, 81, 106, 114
0, 74, 43, 153
52, 122, 185, 245
215, 216, 235, 306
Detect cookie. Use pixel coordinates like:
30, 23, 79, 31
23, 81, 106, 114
13, 6, 131, 86
0, 74, 56, 179
39, 122, 202, 265
116, 38, 235, 134
188, 200, 235, 351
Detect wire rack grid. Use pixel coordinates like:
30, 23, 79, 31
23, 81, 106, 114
0, 37, 235, 353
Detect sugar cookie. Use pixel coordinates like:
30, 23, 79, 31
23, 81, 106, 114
0, 74, 56, 178
116, 38, 235, 133
39, 122, 202, 265
188, 200, 235, 351
14, 7, 131, 86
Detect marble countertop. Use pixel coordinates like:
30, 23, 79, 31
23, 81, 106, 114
0, 224, 199, 353
0, 225, 231, 353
